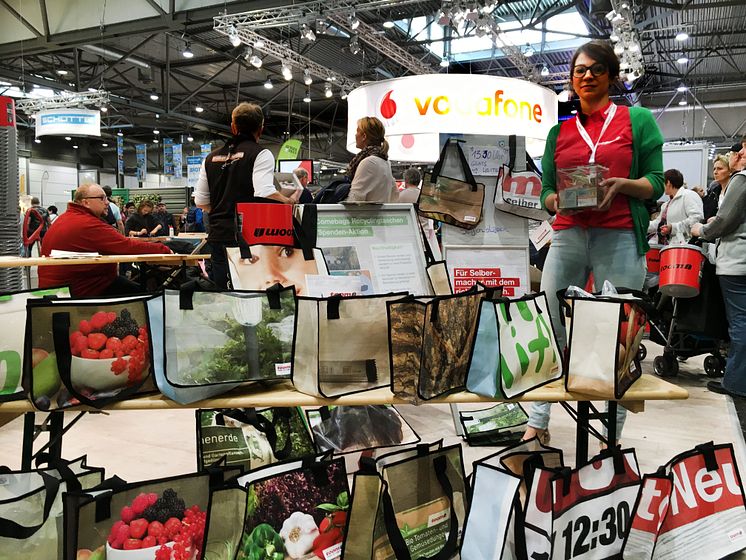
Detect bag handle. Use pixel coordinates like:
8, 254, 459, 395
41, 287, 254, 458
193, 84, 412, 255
381, 454, 459, 560
52, 312, 149, 409
214, 407, 293, 461
0, 470, 61, 539
34, 453, 84, 493
508, 134, 517, 170
431, 139, 478, 192
694, 441, 719, 472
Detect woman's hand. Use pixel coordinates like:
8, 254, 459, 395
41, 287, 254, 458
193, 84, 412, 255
691, 223, 703, 237
545, 193, 584, 216
598, 177, 629, 211
659, 224, 671, 236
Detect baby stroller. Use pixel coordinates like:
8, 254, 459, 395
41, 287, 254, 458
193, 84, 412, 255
640, 244, 728, 378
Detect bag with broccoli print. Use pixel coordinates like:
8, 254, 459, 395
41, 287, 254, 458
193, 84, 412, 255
466, 292, 562, 399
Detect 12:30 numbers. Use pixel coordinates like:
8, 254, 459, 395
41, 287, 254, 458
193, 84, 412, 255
560, 503, 630, 559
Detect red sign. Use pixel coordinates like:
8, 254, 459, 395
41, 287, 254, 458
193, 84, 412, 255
237, 203, 294, 246
0, 96, 15, 128
453, 267, 519, 296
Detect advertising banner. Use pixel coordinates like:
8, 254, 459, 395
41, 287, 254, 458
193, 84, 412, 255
173, 143, 182, 179
116, 135, 124, 176
200, 143, 211, 160
34, 108, 100, 137
443, 245, 530, 297
277, 138, 302, 160
136, 144, 147, 182
163, 138, 174, 176
186, 155, 201, 188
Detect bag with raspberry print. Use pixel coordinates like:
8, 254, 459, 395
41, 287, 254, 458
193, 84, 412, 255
0, 455, 103, 560
0, 285, 69, 403
63, 464, 240, 560
24, 293, 161, 411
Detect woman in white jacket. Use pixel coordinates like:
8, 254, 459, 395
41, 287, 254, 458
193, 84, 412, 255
346, 117, 398, 203
648, 168, 703, 245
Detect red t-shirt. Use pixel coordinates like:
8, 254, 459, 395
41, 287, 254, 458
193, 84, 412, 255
553, 102, 634, 230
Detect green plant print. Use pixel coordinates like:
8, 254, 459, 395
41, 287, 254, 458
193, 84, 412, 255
499, 301, 556, 389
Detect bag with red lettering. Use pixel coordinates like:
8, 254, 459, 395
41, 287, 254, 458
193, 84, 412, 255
494, 135, 550, 221
418, 138, 485, 230
623, 442, 746, 560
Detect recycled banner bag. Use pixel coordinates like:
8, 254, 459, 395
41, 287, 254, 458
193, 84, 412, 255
624, 442, 746, 560
293, 292, 408, 398
24, 293, 160, 411
466, 292, 562, 399
0, 456, 103, 560
459, 403, 529, 447
418, 138, 485, 230
63, 466, 240, 560
494, 135, 549, 221
0, 286, 69, 402
162, 284, 295, 403
420, 224, 452, 297
388, 286, 488, 404
305, 405, 420, 454
196, 407, 316, 471
547, 447, 641, 560
236, 202, 294, 246
231, 454, 350, 560
561, 289, 647, 399
345, 441, 468, 560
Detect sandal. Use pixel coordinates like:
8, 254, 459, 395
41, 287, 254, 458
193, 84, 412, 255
522, 427, 551, 446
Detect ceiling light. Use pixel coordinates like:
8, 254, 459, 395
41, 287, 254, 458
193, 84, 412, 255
186, 135, 194, 142
56, 69, 68, 76
153, 138, 158, 143
153, 129, 160, 134
303, 92, 312, 103
628, 43, 640, 52
264, 78, 274, 89
34, 138, 41, 144
88, 87, 97, 92
540, 65, 549, 77
229, 25, 242, 47
249, 54, 262, 68
150, 92, 159, 101
676, 84, 688, 92
65, 136, 71, 141
155, 113, 160, 119
349, 34, 361, 55
570, 109, 577, 114
304, 69, 313, 85
610, 32, 620, 42
102, 143, 108, 147
524, 44, 535, 57
439, 58, 449, 68
614, 44, 625, 55
300, 23, 316, 42
195, 105, 204, 113
324, 82, 333, 98
349, 12, 360, 30
182, 42, 194, 58
100, 106, 108, 112
677, 56, 689, 64
341, 91, 348, 100
281, 62, 293, 81
117, 131, 123, 137
383, 20, 395, 28
678, 99, 687, 106
253, 38, 265, 48
675, 31, 689, 41
72, 145, 78, 149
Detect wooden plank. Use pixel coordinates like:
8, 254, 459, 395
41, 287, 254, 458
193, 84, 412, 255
0, 254, 209, 267
0, 375, 687, 413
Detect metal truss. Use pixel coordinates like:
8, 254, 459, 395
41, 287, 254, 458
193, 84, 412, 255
15, 89, 110, 114
327, 14, 434, 75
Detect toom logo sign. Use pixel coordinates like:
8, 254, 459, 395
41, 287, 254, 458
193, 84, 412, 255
35, 108, 100, 137
348, 75, 557, 162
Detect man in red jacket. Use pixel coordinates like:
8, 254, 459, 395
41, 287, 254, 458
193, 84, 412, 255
39, 183, 172, 297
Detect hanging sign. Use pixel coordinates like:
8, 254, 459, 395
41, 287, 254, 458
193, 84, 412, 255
278, 138, 302, 160
116, 136, 124, 176
136, 144, 147, 182
173, 143, 183, 179
200, 143, 212, 160
163, 138, 174, 176
35, 109, 101, 137
187, 156, 201, 188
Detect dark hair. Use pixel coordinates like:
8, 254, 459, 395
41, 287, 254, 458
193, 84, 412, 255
102, 185, 113, 197
232, 102, 264, 136
570, 40, 620, 83
47, 205, 57, 214
403, 167, 421, 186
125, 201, 135, 209
664, 169, 684, 189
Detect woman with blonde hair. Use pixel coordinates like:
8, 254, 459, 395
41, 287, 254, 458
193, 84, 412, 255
346, 116, 398, 202
703, 153, 732, 220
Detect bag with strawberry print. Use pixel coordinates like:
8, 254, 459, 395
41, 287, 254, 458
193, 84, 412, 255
63, 464, 240, 560
559, 288, 650, 399
24, 293, 161, 411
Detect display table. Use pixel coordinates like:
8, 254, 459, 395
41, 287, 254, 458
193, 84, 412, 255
0, 375, 687, 467
0, 253, 209, 267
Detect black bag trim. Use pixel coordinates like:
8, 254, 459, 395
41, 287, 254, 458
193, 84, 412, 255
0, 470, 60, 539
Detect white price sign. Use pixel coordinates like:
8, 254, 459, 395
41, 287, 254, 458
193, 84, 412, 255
467, 145, 509, 176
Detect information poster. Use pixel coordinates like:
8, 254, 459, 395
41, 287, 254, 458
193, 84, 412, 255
313, 206, 432, 296
200, 143, 212, 160
116, 136, 124, 176
187, 155, 202, 188
163, 138, 174, 176
443, 246, 530, 297
135, 144, 147, 182
173, 143, 183, 179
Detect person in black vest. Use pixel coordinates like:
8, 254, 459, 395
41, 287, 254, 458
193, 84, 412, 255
195, 102, 299, 289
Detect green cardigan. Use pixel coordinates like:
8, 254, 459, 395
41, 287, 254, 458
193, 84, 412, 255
539, 106, 665, 255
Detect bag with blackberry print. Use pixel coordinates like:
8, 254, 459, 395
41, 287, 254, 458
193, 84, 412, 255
196, 407, 316, 471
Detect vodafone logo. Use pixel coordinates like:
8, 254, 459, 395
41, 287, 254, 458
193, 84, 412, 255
379, 90, 397, 118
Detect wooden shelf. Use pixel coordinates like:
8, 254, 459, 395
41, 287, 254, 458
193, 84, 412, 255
0, 254, 208, 268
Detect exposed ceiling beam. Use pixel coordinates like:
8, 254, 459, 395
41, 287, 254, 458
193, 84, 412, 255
143, 0, 167, 17
38, 0, 49, 39
0, 0, 43, 38
170, 59, 237, 112
83, 34, 158, 90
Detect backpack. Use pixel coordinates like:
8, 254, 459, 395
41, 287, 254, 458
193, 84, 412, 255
185, 206, 205, 232
25, 206, 49, 240
312, 180, 351, 204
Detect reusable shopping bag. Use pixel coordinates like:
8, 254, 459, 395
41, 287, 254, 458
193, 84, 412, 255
458, 402, 529, 447
466, 292, 562, 399
0, 455, 103, 560
0, 286, 69, 402
420, 224, 452, 296
305, 405, 420, 454
293, 291, 408, 397
195, 406, 316, 471
236, 202, 295, 246
494, 134, 549, 221
387, 286, 488, 403
623, 442, 746, 560
64, 465, 240, 560
418, 138, 485, 230
226, 454, 350, 560
561, 289, 647, 399
162, 284, 295, 403
24, 293, 160, 411
344, 441, 467, 560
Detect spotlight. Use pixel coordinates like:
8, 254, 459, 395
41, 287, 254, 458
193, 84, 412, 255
303, 91, 312, 103
102, 143, 108, 147
524, 44, 535, 57
56, 69, 68, 76
341, 91, 348, 100
182, 42, 194, 58
150, 91, 159, 101
281, 62, 293, 81
628, 43, 640, 53
349, 11, 360, 30
264, 78, 274, 89
675, 31, 689, 41
439, 58, 449, 68
153, 129, 160, 135
349, 35, 361, 55
253, 38, 265, 48
229, 25, 242, 47
614, 44, 625, 55
300, 23, 316, 42
100, 106, 108, 112
117, 131, 123, 137
195, 106, 204, 113
187, 135, 194, 142
540, 65, 549, 77
677, 56, 689, 64
34, 138, 41, 144
153, 138, 158, 143
304, 69, 313, 85
249, 54, 263, 68
678, 99, 687, 106
316, 18, 330, 34
383, 20, 395, 28
324, 82, 333, 98
677, 84, 688, 92
65, 136, 71, 141
73, 144, 78, 149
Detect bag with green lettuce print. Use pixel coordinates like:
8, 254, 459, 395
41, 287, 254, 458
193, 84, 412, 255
207, 454, 350, 560
458, 402, 529, 447
344, 441, 467, 560
162, 284, 296, 404
0, 455, 103, 560
0, 286, 69, 402
24, 293, 160, 411
466, 292, 562, 399
195, 407, 316, 471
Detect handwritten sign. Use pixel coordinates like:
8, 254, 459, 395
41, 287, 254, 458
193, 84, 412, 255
467, 145, 509, 176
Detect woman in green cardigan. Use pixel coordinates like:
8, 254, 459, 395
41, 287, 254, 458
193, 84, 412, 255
523, 40, 665, 445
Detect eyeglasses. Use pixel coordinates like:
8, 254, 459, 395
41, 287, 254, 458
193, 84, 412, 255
83, 195, 107, 201
572, 63, 608, 78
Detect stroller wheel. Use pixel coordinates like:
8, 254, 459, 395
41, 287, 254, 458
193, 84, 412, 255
637, 344, 648, 362
654, 354, 679, 378
704, 355, 724, 378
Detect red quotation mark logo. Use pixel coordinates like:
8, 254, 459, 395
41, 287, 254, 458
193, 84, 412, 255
380, 90, 397, 118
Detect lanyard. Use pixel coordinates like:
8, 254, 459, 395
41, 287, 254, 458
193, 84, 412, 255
575, 103, 617, 164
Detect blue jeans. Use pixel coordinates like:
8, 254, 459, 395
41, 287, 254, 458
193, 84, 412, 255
528, 227, 646, 434
719, 276, 746, 396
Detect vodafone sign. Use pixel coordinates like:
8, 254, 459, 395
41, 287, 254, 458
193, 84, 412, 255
347, 75, 557, 162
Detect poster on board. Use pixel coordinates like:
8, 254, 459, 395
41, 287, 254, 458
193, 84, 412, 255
443, 245, 530, 297
312, 205, 433, 296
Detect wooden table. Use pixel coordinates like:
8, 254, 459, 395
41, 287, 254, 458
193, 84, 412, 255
0, 253, 209, 267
